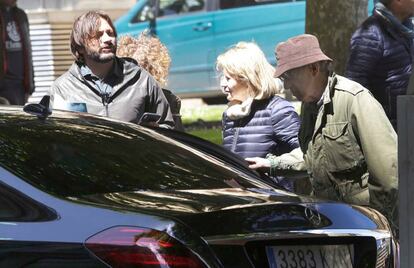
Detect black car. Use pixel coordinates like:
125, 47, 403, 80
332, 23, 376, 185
0, 104, 398, 267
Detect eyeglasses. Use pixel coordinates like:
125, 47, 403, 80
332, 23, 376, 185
279, 67, 304, 83
279, 72, 290, 82
279, 70, 294, 83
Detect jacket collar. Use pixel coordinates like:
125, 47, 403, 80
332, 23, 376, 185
72, 57, 123, 81
312, 73, 337, 140
374, 2, 414, 39
322, 73, 337, 106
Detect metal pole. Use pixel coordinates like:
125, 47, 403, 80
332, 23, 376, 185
149, 0, 160, 36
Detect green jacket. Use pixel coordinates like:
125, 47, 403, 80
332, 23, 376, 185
271, 74, 398, 230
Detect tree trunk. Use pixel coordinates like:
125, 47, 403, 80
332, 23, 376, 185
306, 0, 369, 75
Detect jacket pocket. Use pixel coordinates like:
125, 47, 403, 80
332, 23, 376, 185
322, 122, 364, 173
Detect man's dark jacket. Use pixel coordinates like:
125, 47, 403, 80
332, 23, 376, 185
0, 5, 34, 94
222, 95, 300, 159
49, 57, 174, 128
345, 12, 414, 129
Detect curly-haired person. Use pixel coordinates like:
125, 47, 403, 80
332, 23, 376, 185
118, 33, 183, 131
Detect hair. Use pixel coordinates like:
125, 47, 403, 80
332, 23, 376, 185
117, 33, 171, 87
216, 42, 280, 100
307, 60, 333, 75
70, 11, 117, 63
379, 0, 392, 6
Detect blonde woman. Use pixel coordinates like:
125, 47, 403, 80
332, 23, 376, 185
117, 33, 183, 130
217, 42, 300, 190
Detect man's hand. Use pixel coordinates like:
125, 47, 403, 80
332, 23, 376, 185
245, 157, 271, 170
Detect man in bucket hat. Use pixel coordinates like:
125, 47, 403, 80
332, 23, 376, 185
246, 34, 398, 236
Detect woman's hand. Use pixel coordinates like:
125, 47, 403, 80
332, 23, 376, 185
245, 157, 270, 170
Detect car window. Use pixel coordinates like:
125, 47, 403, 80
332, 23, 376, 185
0, 116, 267, 197
132, 0, 205, 23
220, 0, 301, 10
0, 181, 56, 221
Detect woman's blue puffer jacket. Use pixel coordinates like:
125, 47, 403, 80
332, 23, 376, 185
222, 95, 300, 159
345, 13, 414, 129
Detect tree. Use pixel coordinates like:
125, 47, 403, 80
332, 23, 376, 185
306, 0, 369, 75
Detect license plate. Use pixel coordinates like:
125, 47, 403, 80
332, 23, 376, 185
266, 244, 354, 268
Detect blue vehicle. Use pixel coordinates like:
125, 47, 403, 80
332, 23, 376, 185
115, 0, 374, 99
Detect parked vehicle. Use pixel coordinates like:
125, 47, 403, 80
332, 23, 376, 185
115, 0, 375, 100
115, 0, 306, 99
0, 100, 397, 267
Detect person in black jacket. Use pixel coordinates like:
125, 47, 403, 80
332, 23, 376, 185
216, 42, 300, 191
49, 11, 174, 128
117, 33, 183, 131
345, 0, 414, 130
0, 0, 34, 105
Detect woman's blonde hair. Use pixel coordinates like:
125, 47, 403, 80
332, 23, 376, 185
216, 42, 280, 100
117, 33, 171, 87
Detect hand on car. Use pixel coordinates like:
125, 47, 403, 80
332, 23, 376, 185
245, 157, 270, 170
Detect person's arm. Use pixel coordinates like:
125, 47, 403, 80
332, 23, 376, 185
271, 99, 300, 151
148, 79, 175, 129
351, 90, 398, 232
345, 25, 383, 90
48, 81, 58, 108
246, 147, 306, 177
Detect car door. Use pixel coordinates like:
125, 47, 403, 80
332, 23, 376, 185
0, 176, 103, 266
115, 0, 215, 97
156, 0, 215, 97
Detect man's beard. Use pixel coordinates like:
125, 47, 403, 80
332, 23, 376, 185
84, 46, 116, 63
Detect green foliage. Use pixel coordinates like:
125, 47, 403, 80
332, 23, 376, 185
180, 99, 300, 145
181, 105, 226, 124
181, 104, 224, 144
187, 127, 222, 145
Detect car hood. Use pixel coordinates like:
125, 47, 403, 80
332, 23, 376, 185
72, 188, 383, 236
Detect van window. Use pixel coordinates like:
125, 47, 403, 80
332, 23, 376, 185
132, 0, 205, 23
159, 0, 205, 16
220, 0, 299, 10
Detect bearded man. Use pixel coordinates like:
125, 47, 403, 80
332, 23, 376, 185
49, 11, 174, 128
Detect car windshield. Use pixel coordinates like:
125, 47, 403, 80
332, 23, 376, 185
0, 114, 268, 197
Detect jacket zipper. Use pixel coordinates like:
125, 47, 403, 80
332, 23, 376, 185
101, 92, 110, 117
104, 103, 109, 117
